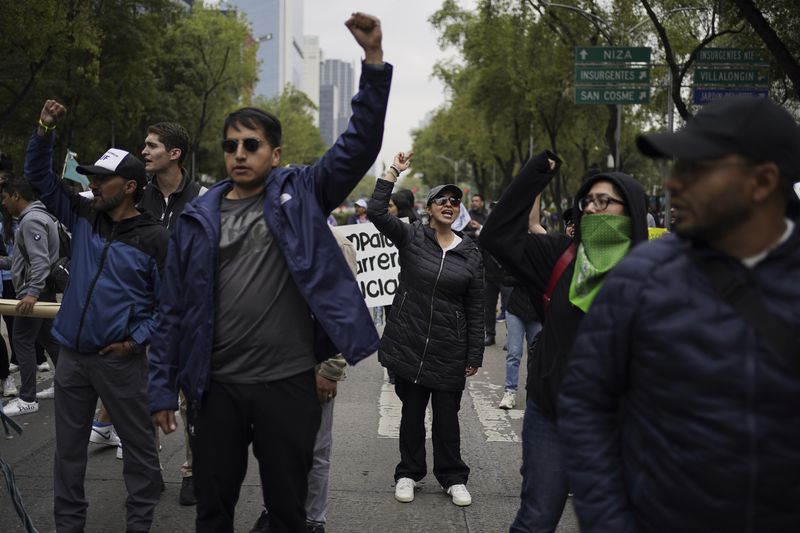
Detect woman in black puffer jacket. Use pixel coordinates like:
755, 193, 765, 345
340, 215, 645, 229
368, 151, 484, 508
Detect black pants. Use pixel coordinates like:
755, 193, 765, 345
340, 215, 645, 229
394, 376, 469, 488
14, 292, 60, 402
191, 370, 321, 533
484, 281, 512, 336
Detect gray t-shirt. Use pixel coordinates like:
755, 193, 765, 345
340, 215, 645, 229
211, 192, 315, 383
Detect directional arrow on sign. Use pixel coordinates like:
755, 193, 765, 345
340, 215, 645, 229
639, 70, 647, 80
579, 49, 588, 60
639, 91, 648, 99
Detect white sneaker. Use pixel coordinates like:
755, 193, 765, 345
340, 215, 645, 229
116, 442, 123, 460
499, 390, 517, 410
8, 363, 18, 373
446, 484, 472, 506
2, 376, 17, 397
35, 386, 55, 399
2, 397, 38, 417
394, 477, 415, 503
89, 423, 121, 447
37, 361, 50, 372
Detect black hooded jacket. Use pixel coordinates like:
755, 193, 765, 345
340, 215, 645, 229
480, 150, 648, 420
138, 168, 204, 230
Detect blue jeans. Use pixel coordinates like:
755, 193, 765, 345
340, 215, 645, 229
510, 398, 569, 533
505, 313, 542, 392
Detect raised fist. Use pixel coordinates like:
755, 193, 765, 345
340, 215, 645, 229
39, 99, 67, 128
345, 12, 383, 64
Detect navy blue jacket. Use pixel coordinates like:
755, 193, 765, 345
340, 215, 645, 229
559, 231, 800, 533
148, 63, 391, 414
24, 132, 169, 352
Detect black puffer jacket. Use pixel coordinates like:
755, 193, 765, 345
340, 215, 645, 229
368, 178, 484, 391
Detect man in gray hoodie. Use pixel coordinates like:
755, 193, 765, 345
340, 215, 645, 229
0, 173, 61, 416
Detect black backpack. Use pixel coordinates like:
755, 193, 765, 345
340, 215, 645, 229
18, 208, 71, 293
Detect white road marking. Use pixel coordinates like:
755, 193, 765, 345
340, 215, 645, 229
377, 369, 431, 439
467, 373, 523, 442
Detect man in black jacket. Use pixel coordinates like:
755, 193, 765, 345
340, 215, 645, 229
481, 152, 648, 533
560, 97, 800, 533
139, 122, 206, 230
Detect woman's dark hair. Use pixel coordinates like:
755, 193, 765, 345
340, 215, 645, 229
391, 189, 418, 222
223, 107, 282, 148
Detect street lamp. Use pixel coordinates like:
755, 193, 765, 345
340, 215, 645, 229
436, 154, 459, 178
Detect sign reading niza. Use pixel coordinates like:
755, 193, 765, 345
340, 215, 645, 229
575, 47, 651, 63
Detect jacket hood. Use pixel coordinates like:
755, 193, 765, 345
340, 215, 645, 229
572, 171, 649, 245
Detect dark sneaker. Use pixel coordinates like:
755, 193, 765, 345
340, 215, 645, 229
250, 510, 270, 533
179, 476, 196, 506
484, 334, 495, 347
307, 523, 326, 533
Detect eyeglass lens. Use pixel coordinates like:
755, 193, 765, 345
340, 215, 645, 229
221, 138, 261, 154
433, 196, 460, 207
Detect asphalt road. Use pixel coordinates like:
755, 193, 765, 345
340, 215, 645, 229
0, 322, 579, 532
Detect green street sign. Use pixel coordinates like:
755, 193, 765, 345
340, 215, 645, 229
575, 46, 651, 63
695, 48, 769, 65
694, 68, 769, 87
575, 88, 650, 105
575, 67, 650, 85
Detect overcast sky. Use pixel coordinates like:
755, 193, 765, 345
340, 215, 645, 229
303, 0, 476, 173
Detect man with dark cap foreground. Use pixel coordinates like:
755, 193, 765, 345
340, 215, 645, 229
559, 96, 800, 533
24, 99, 169, 533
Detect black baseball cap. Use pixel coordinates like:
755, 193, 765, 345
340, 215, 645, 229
76, 148, 147, 188
427, 184, 463, 205
637, 97, 800, 181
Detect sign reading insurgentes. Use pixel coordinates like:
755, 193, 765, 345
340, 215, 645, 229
575, 67, 650, 85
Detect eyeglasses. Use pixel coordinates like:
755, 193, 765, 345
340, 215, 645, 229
221, 138, 264, 154
431, 196, 461, 207
578, 194, 625, 212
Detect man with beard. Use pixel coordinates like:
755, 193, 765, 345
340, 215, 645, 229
24, 99, 169, 533
559, 97, 800, 532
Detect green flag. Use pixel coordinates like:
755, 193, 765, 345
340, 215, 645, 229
62, 149, 88, 188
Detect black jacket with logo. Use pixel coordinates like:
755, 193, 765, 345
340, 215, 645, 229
368, 178, 484, 391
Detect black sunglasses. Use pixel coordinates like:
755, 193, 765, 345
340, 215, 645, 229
431, 196, 461, 207
221, 138, 264, 154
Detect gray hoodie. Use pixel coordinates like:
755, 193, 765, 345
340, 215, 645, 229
12, 200, 59, 298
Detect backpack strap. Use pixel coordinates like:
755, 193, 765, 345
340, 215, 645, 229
691, 252, 800, 372
543, 242, 576, 316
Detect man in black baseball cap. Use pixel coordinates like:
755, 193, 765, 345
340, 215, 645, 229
76, 148, 147, 212
559, 96, 800, 532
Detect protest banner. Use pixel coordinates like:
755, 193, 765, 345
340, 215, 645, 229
332, 221, 402, 308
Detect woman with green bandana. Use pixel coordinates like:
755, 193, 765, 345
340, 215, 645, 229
480, 151, 648, 533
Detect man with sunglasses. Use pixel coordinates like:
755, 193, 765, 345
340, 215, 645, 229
480, 152, 648, 532
23, 99, 169, 533
559, 96, 800, 532
148, 11, 389, 533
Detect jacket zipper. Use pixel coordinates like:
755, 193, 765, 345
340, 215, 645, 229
398, 291, 407, 315
76, 223, 117, 352
414, 252, 447, 383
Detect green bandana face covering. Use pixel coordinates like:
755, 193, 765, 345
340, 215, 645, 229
569, 214, 632, 312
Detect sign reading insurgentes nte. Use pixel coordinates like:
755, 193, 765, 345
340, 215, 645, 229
695, 48, 769, 65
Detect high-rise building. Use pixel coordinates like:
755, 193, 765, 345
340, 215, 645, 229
319, 58, 354, 147
318, 85, 339, 147
230, 0, 304, 99
302, 36, 321, 126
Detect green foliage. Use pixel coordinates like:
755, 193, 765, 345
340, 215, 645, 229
0, 1, 257, 182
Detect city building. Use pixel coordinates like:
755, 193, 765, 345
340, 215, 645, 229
319, 58, 354, 147
303, 36, 321, 126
